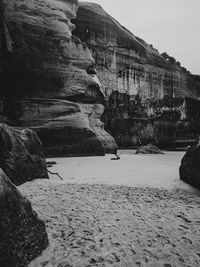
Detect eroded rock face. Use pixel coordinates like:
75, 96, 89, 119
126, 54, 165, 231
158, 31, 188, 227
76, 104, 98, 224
88, 103, 118, 153
0, 123, 48, 185
73, 2, 200, 147
179, 139, 200, 189
0, 169, 48, 266
0, 0, 117, 156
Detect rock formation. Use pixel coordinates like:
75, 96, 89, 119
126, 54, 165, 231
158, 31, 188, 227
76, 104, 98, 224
0, 123, 48, 185
89, 103, 118, 152
0, 0, 117, 156
179, 138, 200, 189
0, 169, 48, 266
136, 144, 164, 154
73, 2, 200, 148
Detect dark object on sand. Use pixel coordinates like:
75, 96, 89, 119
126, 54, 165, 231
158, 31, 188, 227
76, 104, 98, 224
0, 123, 48, 185
46, 161, 63, 180
0, 169, 48, 267
111, 156, 120, 160
47, 169, 63, 181
111, 150, 123, 160
46, 161, 57, 167
179, 138, 200, 189
136, 144, 164, 154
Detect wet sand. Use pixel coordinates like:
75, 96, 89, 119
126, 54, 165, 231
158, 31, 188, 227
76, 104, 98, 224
19, 151, 200, 267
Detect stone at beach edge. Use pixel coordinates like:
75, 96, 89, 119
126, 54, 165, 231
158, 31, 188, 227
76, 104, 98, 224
179, 138, 200, 189
0, 0, 117, 156
136, 144, 164, 154
0, 169, 48, 267
0, 123, 48, 186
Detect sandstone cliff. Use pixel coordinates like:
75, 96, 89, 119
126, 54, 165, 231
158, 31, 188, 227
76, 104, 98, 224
0, 0, 117, 156
73, 2, 200, 147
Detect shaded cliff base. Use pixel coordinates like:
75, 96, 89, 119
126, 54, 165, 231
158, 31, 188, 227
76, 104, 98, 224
103, 94, 200, 149
0, 99, 117, 157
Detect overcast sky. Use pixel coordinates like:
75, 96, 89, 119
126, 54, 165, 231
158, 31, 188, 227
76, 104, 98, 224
81, 0, 200, 74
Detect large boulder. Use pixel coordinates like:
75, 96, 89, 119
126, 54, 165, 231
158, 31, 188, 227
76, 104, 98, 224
0, 169, 48, 266
179, 139, 200, 189
0, 0, 117, 156
0, 123, 48, 185
136, 144, 164, 154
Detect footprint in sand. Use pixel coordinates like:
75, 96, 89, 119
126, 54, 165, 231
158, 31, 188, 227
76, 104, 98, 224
182, 237, 192, 244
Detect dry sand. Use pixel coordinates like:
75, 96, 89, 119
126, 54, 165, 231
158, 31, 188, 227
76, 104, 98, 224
18, 151, 200, 267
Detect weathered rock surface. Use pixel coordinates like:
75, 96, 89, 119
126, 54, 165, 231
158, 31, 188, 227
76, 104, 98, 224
73, 2, 200, 147
0, 123, 48, 185
0, 0, 117, 156
88, 103, 118, 153
0, 169, 48, 266
136, 144, 164, 154
179, 138, 200, 189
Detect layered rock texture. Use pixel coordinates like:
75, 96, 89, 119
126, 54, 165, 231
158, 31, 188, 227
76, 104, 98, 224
0, 123, 48, 185
180, 138, 200, 189
0, 0, 117, 156
0, 169, 48, 266
73, 2, 200, 147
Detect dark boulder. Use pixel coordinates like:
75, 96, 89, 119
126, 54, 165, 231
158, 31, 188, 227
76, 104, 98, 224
136, 144, 164, 154
0, 123, 48, 185
0, 169, 48, 267
179, 139, 200, 189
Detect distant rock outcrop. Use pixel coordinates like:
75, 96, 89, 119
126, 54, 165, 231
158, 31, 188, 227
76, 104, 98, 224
0, 0, 117, 156
73, 2, 200, 148
179, 139, 200, 189
0, 169, 48, 266
136, 144, 164, 154
0, 123, 48, 185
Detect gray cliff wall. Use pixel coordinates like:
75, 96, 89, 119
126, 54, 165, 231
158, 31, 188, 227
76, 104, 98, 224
73, 2, 200, 147
0, 0, 117, 156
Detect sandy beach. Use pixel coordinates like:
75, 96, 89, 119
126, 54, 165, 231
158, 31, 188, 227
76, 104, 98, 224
19, 151, 200, 267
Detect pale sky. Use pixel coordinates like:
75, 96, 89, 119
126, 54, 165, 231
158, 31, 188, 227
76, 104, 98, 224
81, 0, 200, 74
